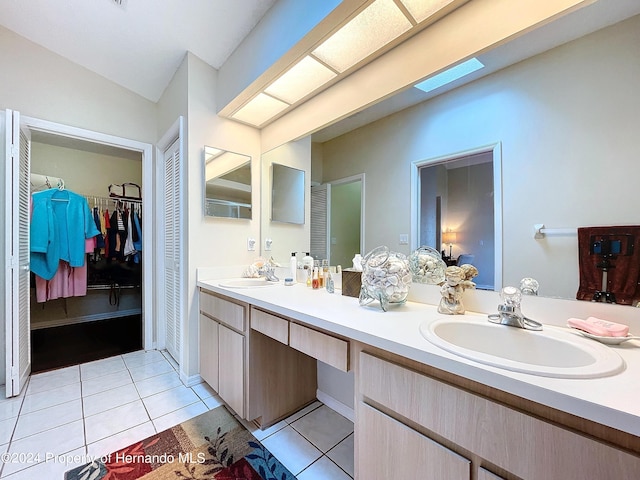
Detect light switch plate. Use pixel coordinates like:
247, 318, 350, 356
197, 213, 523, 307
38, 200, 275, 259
399, 233, 409, 245
247, 237, 256, 251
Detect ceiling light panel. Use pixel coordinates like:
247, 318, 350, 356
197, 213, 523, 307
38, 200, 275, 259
398, 0, 455, 23
312, 0, 413, 73
264, 56, 338, 105
231, 93, 289, 126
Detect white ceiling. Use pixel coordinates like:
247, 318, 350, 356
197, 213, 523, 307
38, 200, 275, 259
2, 0, 640, 144
0, 0, 277, 102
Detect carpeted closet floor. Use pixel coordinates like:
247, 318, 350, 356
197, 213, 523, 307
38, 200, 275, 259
31, 314, 142, 373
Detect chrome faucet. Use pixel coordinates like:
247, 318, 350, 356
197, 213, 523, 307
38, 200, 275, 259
488, 286, 543, 331
257, 264, 279, 282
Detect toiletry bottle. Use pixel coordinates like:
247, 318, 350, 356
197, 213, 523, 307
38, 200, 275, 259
289, 252, 297, 284
312, 267, 319, 289
325, 268, 334, 293
321, 259, 329, 288
303, 252, 314, 287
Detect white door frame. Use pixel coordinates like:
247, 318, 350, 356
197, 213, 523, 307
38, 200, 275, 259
19, 115, 155, 350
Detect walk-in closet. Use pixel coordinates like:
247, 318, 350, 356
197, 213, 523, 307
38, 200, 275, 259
29, 131, 143, 372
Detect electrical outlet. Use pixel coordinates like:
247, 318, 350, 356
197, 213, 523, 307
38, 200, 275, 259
264, 238, 272, 251
247, 237, 256, 251
399, 233, 409, 245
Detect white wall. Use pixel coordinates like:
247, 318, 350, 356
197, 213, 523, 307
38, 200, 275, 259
184, 53, 262, 380
320, 15, 640, 300
31, 142, 142, 196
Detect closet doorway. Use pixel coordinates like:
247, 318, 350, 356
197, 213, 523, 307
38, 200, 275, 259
4, 110, 154, 397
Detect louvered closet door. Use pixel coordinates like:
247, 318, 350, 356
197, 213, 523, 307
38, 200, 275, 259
163, 139, 182, 364
4, 110, 31, 397
310, 183, 330, 261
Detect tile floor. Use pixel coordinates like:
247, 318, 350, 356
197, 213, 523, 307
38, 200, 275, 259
0, 349, 353, 479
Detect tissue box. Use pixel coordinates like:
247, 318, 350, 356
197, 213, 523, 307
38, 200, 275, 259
341, 269, 362, 298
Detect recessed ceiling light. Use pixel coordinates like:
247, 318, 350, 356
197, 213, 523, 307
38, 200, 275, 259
312, 0, 413, 73
265, 56, 338, 105
231, 93, 290, 126
398, 0, 455, 23
414, 58, 484, 94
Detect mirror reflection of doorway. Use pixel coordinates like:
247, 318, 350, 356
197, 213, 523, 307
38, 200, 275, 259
419, 152, 495, 290
310, 175, 364, 268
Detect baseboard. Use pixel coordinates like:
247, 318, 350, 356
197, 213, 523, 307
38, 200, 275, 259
181, 373, 203, 388
316, 389, 355, 422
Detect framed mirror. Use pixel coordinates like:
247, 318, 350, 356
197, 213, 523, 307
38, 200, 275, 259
271, 163, 305, 224
203, 146, 252, 219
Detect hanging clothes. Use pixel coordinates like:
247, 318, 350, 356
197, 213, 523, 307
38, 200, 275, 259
31, 188, 100, 280
35, 238, 95, 302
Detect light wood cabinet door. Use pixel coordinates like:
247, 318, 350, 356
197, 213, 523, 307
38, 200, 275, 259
218, 324, 245, 417
478, 467, 506, 480
199, 314, 219, 391
357, 403, 471, 480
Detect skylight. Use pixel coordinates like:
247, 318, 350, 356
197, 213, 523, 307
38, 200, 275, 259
414, 58, 484, 93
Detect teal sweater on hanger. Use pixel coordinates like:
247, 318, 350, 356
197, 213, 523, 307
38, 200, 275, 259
30, 188, 100, 280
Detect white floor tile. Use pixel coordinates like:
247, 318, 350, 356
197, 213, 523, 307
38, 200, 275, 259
4, 420, 85, 477
0, 446, 87, 480
326, 433, 354, 477
80, 356, 127, 381
291, 405, 354, 453
122, 350, 165, 369
84, 400, 149, 444
134, 371, 182, 398
20, 382, 81, 415
191, 381, 216, 400
152, 402, 208, 433
0, 396, 23, 423
13, 399, 83, 440
86, 421, 156, 458
0, 417, 18, 446
202, 395, 224, 410
128, 359, 174, 382
27, 366, 80, 395
82, 383, 140, 417
285, 401, 322, 424
81, 369, 132, 397
142, 385, 200, 419
298, 456, 353, 480
260, 426, 322, 476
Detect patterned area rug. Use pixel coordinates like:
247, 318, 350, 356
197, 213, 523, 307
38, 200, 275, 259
65, 405, 296, 480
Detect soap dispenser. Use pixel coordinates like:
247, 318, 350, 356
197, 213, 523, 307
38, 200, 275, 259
289, 252, 297, 284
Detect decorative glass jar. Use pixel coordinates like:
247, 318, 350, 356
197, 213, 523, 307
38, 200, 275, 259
359, 246, 412, 311
409, 246, 447, 284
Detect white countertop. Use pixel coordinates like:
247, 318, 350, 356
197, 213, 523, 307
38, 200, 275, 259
197, 278, 640, 438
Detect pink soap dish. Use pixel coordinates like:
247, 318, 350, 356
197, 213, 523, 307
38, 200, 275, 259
568, 328, 640, 345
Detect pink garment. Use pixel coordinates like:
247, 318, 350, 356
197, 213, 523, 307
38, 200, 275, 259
35, 237, 95, 302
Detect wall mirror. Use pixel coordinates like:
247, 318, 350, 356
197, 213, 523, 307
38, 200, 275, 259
271, 163, 305, 224
203, 146, 252, 219
306, 12, 640, 306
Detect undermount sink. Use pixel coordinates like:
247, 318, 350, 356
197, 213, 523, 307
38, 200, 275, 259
219, 278, 276, 288
419, 318, 625, 379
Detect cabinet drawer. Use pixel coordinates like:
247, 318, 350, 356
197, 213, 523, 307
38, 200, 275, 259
289, 323, 349, 372
251, 309, 289, 345
358, 403, 470, 480
199, 290, 245, 332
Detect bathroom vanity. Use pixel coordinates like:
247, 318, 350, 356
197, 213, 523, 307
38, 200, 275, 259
197, 278, 640, 479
